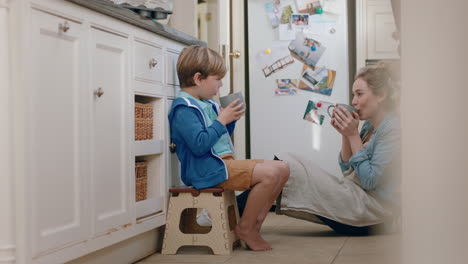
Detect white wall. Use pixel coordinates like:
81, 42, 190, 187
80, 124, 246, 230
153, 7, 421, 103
401, 0, 468, 263
0, 1, 16, 263
168, 0, 198, 37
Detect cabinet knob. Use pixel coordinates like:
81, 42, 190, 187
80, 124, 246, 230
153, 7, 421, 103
59, 21, 70, 33
94, 87, 104, 97
149, 58, 158, 68
169, 142, 176, 153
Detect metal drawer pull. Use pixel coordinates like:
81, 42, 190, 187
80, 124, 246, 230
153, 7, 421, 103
149, 58, 158, 68
94, 87, 104, 97
59, 21, 70, 33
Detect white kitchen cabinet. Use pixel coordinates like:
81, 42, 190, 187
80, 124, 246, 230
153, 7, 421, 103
356, 0, 400, 69
29, 8, 89, 255
3, 0, 198, 263
90, 27, 133, 235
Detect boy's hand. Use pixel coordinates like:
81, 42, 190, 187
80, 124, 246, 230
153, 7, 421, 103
217, 99, 245, 125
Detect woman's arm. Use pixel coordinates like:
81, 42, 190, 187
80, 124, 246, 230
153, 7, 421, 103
340, 135, 353, 162
349, 128, 400, 190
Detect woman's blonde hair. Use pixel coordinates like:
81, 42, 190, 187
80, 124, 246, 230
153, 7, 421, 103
177, 45, 226, 88
355, 62, 400, 110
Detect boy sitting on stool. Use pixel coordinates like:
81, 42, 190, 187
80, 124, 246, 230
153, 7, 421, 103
168, 45, 289, 251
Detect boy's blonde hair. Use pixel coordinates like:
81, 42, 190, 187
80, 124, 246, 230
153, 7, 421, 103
177, 45, 227, 88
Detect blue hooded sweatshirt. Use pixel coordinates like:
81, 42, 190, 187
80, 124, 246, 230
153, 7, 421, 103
168, 97, 236, 189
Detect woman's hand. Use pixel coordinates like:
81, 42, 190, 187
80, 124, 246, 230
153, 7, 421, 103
331, 106, 360, 137
217, 99, 245, 125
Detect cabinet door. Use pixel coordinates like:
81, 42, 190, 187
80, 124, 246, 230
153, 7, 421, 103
367, 3, 400, 60
29, 9, 88, 254
166, 99, 182, 187
90, 28, 132, 235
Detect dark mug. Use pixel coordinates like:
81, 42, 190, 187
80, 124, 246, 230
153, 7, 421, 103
327, 103, 358, 118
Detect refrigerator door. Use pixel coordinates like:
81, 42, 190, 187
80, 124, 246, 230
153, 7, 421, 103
247, 0, 351, 176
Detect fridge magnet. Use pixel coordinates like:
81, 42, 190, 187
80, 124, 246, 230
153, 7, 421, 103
265, 0, 282, 28
314, 100, 334, 117
275, 79, 298, 95
299, 65, 336, 96
255, 45, 295, 78
303, 100, 325, 125
288, 33, 326, 68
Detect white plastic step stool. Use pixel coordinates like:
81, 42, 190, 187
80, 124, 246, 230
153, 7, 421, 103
161, 187, 241, 255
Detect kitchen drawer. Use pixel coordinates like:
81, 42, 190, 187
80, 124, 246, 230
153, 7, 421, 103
134, 40, 163, 83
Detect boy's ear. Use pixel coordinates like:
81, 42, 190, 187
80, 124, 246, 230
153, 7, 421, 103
193, 72, 202, 86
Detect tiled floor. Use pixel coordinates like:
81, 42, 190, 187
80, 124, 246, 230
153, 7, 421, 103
135, 213, 400, 264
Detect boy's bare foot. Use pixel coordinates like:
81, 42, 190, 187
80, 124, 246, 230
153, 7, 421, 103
235, 225, 272, 251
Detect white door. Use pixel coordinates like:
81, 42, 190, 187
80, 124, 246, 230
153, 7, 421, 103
366, 1, 400, 60
230, 0, 247, 159
90, 28, 132, 235
199, 0, 247, 158
29, 9, 88, 254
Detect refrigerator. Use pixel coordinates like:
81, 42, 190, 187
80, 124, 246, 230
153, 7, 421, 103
247, 0, 354, 177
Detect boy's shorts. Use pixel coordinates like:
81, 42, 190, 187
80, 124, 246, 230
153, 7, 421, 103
216, 154, 264, 191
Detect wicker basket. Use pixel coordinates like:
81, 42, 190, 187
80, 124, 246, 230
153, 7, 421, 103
135, 160, 148, 202
135, 102, 153, 140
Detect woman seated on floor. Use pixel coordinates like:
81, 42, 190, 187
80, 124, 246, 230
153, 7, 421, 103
238, 64, 401, 236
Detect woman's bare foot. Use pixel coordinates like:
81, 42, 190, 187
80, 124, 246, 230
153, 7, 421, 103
235, 225, 272, 251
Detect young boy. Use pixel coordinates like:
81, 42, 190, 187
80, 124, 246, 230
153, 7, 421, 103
168, 45, 289, 251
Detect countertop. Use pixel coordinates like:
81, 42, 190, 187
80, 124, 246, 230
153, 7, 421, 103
66, 0, 206, 46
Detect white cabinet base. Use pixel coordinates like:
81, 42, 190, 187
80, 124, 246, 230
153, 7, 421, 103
36, 214, 165, 264
67, 227, 160, 264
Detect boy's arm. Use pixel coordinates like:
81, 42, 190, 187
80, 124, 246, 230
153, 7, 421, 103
172, 107, 227, 156
226, 121, 237, 136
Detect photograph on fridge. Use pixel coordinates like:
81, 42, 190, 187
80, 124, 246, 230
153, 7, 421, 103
296, 0, 322, 14
275, 79, 298, 95
303, 100, 325, 125
255, 44, 295, 77
288, 33, 326, 68
279, 4, 296, 40
300, 66, 336, 96
280, 5, 294, 24
291, 14, 309, 26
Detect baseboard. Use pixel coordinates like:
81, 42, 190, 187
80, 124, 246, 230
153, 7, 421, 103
66, 228, 162, 264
